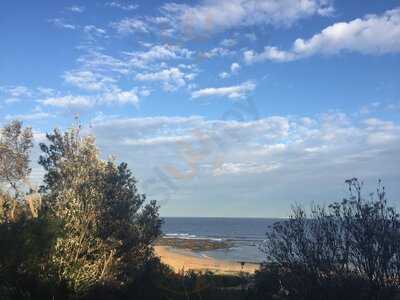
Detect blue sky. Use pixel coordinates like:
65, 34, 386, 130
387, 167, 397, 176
1, 0, 400, 217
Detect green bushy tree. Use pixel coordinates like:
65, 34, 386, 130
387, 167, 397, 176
38, 126, 162, 293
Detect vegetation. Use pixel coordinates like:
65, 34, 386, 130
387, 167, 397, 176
38, 126, 161, 293
1, 120, 400, 299
0, 121, 162, 299
256, 178, 400, 300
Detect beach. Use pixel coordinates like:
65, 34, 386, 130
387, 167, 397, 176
154, 245, 260, 274
155, 217, 272, 274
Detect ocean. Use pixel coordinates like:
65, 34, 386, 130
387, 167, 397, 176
161, 217, 282, 263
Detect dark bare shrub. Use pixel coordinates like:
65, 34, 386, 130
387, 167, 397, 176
258, 179, 400, 300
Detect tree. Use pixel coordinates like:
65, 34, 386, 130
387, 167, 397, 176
0, 121, 34, 223
38, 126, 162, 292
0, 121, 61, 300
0, 120, 33, 196
258, 178, 400, 300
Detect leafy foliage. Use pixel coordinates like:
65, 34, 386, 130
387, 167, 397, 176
0, 121, 34, 223
0, 120, 33, 196
38, 126, 162, 292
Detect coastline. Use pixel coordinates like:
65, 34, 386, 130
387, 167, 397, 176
154, 245, 260, 274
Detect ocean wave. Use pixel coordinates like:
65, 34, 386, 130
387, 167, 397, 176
164, 233, 223, 242
163, 233, 267, 244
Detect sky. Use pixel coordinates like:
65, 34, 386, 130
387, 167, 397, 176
1, 0, 400, 217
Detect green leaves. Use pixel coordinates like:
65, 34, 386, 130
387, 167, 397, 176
38, 125, 161, 292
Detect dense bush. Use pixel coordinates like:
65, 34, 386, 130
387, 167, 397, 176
257, 178, 400, 300
0, 121, 162, 299
38, 127, 162, 292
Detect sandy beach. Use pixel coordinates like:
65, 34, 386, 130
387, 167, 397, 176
154, 246, 260, 274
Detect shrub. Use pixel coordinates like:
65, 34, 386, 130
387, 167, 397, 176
38, 126, 162, 292
258, 178, 400, 300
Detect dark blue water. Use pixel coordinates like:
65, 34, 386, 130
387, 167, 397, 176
161, 217, 282, 263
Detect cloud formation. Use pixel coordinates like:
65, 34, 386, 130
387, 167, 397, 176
48, 18, 76, 30
191, 81, 256, 99
135, 67, 196, 91
127, 44, 194, 69
5, 112, 53, 121
41, 95, 94, 109
67, 5, 85, 13
106, 2, 138, 11
111, 18, 149, 34
63, 70, 116, 92
87, 112, 400, 180
245, 7, 400, 63
162, 0, 334, 37
40, 88, 141, 110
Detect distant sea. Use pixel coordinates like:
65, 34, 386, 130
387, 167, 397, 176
161, 217, 282, 263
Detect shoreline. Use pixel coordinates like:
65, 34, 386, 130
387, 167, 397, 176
154, 245, 260, 274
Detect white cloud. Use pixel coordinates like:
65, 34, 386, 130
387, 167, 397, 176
67, 5, 85, 13
245, 7, 400, 63
218, 62, 240, 79
135, 67, 195, 91
123, 135, 196, 146
76, 45, 194, 77
201, 47, 235, 59
63, 70, 116, 92
111, 18, 149, 34
244, 46, 296, 63
102, 89, 140, 106
87, 113, 400, 183
48, 18, 76, 30
0, 85, 32, 98
0, 85, 56, 104
191, 81, 256, 99
77, 51, 130, 74
162, 0, 334, 37
214, 162, 281, 176
83, 25, 108, 40
220, 38, 237, 47
127, 44, 194, 69
102, 90, 139, 106
36, 87, 56, 96
89, 113, 400, 155
90, 116, 204, 139
5, 112, 53, 121
218, 72, 230, 79
41, 95, 94, 109
40, 89, 141, 109
89, 115, 289, 150
106, 2, 138, 11
230, 62, 240, 74
139, 88, 151, 97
